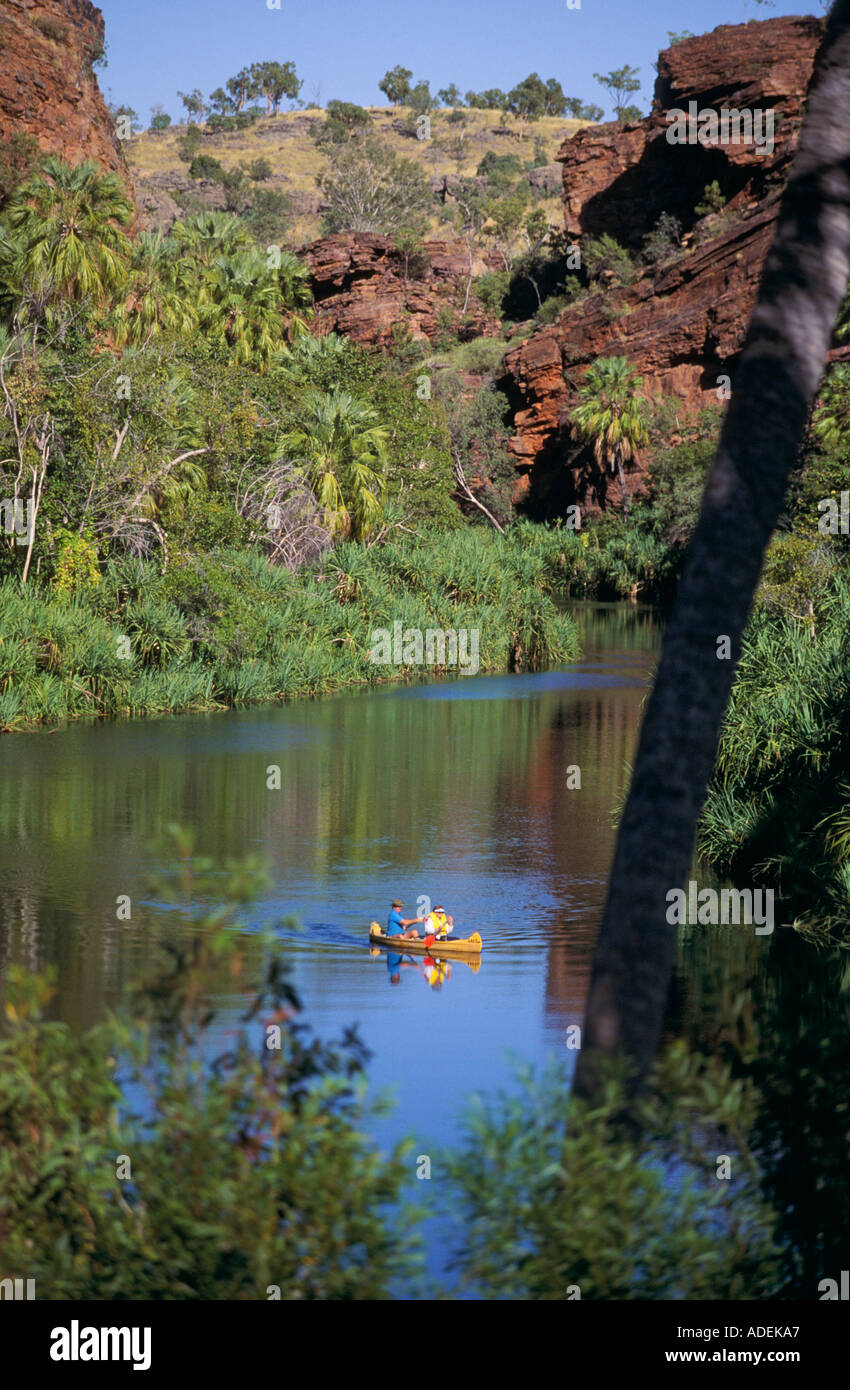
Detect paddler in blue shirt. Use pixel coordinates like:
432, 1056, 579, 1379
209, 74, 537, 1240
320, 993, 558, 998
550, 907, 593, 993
387, 898, 424, 940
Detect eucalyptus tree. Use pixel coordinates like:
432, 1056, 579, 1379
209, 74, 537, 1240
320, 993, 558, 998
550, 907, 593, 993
225, 66, 259, 114
379, 66, 413, 107
593, 65, 641, 123
251, 60, 302, 116
506, 73, 548, 138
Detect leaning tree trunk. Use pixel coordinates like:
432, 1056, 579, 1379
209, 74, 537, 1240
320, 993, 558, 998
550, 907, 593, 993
574, 2, 850, 1101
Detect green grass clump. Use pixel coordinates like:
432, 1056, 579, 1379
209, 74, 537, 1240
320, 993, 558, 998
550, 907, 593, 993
0, 526, 581, 732
699, 573, 850, 936
508, 515, 677, 601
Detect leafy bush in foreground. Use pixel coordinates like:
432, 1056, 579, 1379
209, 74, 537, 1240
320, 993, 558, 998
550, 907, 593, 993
0, 833, 420, 1299
445, 1045, 782, 1299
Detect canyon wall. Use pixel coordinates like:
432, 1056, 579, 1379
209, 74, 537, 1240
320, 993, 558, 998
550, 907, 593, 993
301, 233, 502, 346
0, 0, 130, 185
503, 16, 825, 513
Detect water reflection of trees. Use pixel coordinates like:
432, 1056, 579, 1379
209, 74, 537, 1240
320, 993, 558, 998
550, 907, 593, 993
0, 607, 658, 1038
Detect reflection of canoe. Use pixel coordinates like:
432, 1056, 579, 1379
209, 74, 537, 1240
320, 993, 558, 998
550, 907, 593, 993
369, 923, 483, 956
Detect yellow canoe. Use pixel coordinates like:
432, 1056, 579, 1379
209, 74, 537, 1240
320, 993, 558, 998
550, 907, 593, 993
368, 922, 483, 956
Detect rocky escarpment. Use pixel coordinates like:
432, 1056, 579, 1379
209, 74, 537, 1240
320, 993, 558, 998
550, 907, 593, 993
502, 15, 825, 513
300, 233, 503, 346
0, 0, 131, 187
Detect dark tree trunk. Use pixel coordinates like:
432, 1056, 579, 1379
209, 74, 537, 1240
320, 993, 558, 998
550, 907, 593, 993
575, 3, 850, 1101
615, 452, 629, 518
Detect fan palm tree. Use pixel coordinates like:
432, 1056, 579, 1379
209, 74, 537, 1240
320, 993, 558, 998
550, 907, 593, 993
273, 332, 349, 386
278, 389, 387, 540
275, 249, 314, 342
571, 356, 649, 517
112, 232, 197, 346
0, 226, 23, 326
168, 217, 313, 361
199, 248, 285, 367
171, 212, 253, 272
5, 157, 133, 312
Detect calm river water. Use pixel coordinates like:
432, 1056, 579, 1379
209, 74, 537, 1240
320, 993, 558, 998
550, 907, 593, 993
2, 602, 847, 1291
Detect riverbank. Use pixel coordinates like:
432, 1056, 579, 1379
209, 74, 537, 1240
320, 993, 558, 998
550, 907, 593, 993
698, 569, 850, 938
2, 606, 845, 1301
0, 525, 593, 733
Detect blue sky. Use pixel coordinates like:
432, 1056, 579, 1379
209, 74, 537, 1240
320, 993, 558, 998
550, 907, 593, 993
97, 0, 817, 122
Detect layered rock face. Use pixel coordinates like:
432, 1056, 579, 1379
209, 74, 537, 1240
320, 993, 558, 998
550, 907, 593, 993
503, 16, 825, 513
0, 0, 131, 186
300, 233, 502, 346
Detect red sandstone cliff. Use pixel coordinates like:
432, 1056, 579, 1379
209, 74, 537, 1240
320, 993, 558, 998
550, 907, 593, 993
503, 15, 825, 512
300, 233, 502, 346
0, 0, 131, 187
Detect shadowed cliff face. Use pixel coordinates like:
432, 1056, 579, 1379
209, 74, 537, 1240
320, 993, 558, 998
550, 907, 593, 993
503, 15, 825, 516
0, 0, 131, 187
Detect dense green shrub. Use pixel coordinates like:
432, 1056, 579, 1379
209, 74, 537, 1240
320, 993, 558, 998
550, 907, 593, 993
582, 234, 638, 288
534, 291, 576, 324
176, 125, 204, 164
694, 180, 726, 217
247, 157, 273, 182
207, 112, 258, 133
476, 151, 523, 192
189, 153, 226, 181
242, 187, 292, 242
0, 837, 420, 1298
644, 434, 715, 546
474, 270, 511, 318
315, 101, 373, 145
642, 212, 682, 265
446, 1044, 782, 1299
